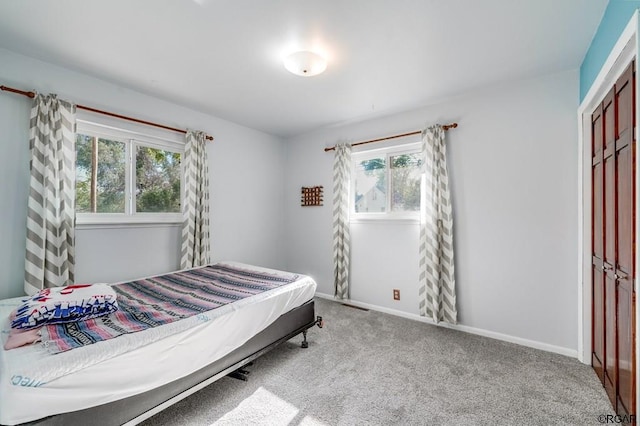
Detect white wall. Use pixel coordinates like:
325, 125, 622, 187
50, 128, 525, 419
0, 48, 286, 298
284, 69, 579, 352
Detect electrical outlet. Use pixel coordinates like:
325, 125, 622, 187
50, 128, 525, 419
393, 289, 400, 300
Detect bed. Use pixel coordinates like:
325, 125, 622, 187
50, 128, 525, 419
0, 262, 321, 426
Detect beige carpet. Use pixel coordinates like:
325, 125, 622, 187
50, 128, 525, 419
141, 297, 614, 425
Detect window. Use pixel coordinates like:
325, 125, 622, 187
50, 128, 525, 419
352, 143, 422, 219
75, 121, 183, 225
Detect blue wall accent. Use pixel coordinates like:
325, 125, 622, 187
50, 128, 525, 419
580, 1, 640, 100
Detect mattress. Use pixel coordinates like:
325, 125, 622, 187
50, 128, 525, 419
0, 262, 317, 425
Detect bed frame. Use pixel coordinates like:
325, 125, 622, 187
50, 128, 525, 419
24, 300, 322, 426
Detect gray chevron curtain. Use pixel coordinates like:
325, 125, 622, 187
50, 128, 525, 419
332, 142, 351, 299
24, 94, 77, 295
180, 130, 211, 269
418, 125, 457, 324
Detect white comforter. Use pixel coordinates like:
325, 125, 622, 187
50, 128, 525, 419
0, 262, 316, 425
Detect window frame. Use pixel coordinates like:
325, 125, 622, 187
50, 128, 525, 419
351, 141, 422, 223
75, 120, 185, 227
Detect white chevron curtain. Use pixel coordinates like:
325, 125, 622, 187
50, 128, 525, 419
332, 143, 351, 299
180, 130, 211, 269
418, 125, 457, 324
24, 94, 77, 295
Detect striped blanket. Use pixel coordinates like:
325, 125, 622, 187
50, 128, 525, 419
40, 264, 299, 354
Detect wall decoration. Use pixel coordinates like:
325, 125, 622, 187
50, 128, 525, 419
301, 186, 323, 206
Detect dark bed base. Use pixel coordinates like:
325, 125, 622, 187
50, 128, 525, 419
24, 300, 322, 426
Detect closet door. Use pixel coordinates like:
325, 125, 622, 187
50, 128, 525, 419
592, 102, 605, 383
614, 64, 635, 416
603, 88, 617, 404
591, 61, 636, 417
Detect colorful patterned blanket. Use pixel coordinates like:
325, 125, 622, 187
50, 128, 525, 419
40, 264, 299, 354
11, 284, 118, 330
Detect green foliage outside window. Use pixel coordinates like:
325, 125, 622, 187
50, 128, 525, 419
75, 134, 181, 214
390, 154, 422, 212
136, 147, 181, 213
358, 153, 422, 212
75, 135, 126, 213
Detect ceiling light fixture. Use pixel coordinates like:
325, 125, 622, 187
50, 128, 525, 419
284, 51, 327, 77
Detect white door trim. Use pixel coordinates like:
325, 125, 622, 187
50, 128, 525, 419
577, 9, 639, 415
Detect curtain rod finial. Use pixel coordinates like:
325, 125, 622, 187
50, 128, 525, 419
1, 85, 36, 98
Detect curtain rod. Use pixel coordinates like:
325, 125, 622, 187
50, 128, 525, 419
0, 84, 214, 141
323, 122, 457, 152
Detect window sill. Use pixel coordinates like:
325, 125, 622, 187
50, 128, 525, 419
350, 216, 420, 225
76, 213, 182, 229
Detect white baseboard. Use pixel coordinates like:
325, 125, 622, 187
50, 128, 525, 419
315, 292, 578, 359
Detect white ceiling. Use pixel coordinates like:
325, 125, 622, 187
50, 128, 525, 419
0, 0, 607, 138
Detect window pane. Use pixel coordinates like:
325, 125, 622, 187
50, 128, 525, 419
354, 157, 387, 213
75, 135, 126, 213
97, 139, 126, 213
390, 153, 422, 212
136, 146, 181, 213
